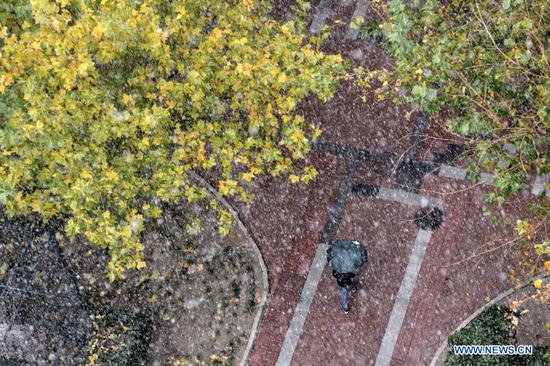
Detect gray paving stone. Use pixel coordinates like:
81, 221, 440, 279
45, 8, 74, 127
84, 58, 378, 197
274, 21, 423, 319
310, 0, 333, 34
346, 0, 370, 40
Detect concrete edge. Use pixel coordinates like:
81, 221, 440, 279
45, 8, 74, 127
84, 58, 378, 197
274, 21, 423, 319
429, 271, 550, 366
189, 172, 269, 366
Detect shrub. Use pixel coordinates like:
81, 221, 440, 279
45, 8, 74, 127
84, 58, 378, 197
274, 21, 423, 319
378, 0, 549, 198
445, 305, 550, 366
370, 0, 549, 267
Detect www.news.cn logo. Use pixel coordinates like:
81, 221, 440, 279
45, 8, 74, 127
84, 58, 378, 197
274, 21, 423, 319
454, 344, 533, 356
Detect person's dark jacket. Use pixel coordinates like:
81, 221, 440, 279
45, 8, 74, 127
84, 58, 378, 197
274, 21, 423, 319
332, 269, 355, 288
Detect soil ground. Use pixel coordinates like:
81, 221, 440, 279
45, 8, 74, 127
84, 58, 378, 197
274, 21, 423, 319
0, 197, 262, 365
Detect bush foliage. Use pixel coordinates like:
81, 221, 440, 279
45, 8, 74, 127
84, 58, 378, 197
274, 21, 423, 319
375, 0, 548, 197
445, 305, 550, 366
0, 0, 344, 279
365, 0, 549, 264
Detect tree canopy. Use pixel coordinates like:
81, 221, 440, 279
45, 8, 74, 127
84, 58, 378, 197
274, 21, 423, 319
359, 0, 549, 267
0, 0, 344, 279
364, 0, 548, 197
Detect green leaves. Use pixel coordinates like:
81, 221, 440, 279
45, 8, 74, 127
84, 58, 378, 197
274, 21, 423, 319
382, 0, 548, 192
411, 84, 437, 106
378, 0, 549, 274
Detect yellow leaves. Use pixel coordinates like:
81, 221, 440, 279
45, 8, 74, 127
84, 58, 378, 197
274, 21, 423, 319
150, 206, 162, 218
188, 70, 201, 82
277, 72, 287, 84
120, 225, 132, 239
135, 260, 147, 269
81, 170, 93, 180
242, 171, 254, 183
302, 47, 315, 60
77, 59, 93, 76
290, 128, 306, 144
312, 126, 322, 141
156, 187, 166, 197
0, 73, 15, 93
269, 67, 280, 79
55, 0, 70, 7
329, 54, 343, 63
350, 15, 365, 30
280, 22, 293, 35
176, 5, 187, 17
286, 96, 296, 110
241, 0, 256, 11
533, 279, 543, 289
516, 219, 534, 239
189, 89, 204, 104
289, 174, 300, 184
50, 16, 62, 32
236, 62, 253, 77
184, 185, 200, 202
209, 28, 224, 43
31, 199, 41, 212
301, 166, 318, 184
219, 179, 237, 196
231, 37, 248, 47
105, 170, 119, 181
14, 191, 25, 209
122, 94, 135, 107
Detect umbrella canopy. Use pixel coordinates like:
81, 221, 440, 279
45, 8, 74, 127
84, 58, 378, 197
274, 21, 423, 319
327, 240, 367, 274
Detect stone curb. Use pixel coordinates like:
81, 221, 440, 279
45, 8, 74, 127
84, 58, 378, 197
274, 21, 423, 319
189, 172, 269, 366
429, 271, 550, 366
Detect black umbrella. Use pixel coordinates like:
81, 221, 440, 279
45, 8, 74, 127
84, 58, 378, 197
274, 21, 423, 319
327, 240, 367, 274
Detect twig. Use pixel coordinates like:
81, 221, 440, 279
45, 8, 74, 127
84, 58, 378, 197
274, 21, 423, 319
473, 3, 549, 80
448, 217, 548, 267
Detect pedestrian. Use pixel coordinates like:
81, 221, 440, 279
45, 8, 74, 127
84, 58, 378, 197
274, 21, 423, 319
327, 240, 367, 313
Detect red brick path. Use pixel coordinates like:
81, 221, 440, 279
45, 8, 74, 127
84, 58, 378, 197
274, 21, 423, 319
235, 2, 547, 366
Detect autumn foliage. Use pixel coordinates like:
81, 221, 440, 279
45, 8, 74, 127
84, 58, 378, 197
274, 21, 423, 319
0, 0, 344, 279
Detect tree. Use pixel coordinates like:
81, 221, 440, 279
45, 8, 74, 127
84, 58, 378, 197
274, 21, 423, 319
0, 0, 344, 280
360, 0, 549, 268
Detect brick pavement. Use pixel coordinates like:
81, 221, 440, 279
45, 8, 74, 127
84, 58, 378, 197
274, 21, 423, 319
238, 1, 549, 365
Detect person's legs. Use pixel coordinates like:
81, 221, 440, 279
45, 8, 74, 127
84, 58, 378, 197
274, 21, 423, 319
339, 286, 350, 312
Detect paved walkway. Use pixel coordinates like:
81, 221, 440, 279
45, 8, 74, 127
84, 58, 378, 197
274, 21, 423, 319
235, 1, 549, 365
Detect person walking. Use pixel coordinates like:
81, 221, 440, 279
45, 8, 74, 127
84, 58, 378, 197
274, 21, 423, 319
327, 240, 367, 313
